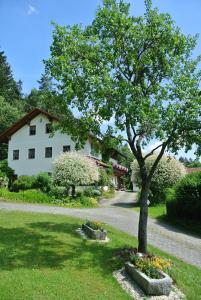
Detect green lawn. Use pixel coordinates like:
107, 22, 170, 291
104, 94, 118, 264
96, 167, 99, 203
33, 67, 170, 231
0, 211, 200, 300
133, 204, 166, 218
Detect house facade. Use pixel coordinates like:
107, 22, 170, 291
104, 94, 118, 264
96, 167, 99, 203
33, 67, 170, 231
0, 108, 128, 188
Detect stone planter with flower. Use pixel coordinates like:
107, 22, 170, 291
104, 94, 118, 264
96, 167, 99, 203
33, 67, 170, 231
82, 220, 107, 240
116, 248, 173, 296
125, 252, 173, 296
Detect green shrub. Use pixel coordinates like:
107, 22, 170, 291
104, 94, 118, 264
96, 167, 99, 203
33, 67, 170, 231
50, 195, 97, 207
0, 188, 98, 208
131, 155, 186, 204
166, 171, 201, 221
12, 175, 36, 192
35, 172, 52, 193
83, 187, 102, 197
0, 171, 8, 188
0, 188, 52, 203
49, 185, 69, 199
98, 168, 112, 187
0, 160, 14, 178
71, 195, 97, 207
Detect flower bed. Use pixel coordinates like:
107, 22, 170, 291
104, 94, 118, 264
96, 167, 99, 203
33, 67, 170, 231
82, 220, 107, 240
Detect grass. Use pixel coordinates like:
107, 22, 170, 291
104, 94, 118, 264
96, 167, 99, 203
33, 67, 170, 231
133, 204, 201, 237
0, 211, 200, 299
0, 188, 98, 208
133, 204, 167, 219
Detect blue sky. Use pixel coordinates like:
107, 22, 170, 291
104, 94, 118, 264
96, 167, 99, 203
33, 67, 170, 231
1, 0, 200, 158
1, 0, 201, 94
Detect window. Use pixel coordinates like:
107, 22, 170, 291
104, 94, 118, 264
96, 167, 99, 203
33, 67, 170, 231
13, 150, 19, 160
28, 148, 35, 159
45, 147, 52, 158
63, 145, 71, 152
46, 123, 52, 134
29, 125, 36, 136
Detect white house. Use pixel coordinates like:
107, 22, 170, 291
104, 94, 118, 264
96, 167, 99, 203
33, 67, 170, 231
0, 108, 128, 188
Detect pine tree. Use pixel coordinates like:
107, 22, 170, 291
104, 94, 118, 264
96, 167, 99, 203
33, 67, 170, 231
0, 50, 21, 102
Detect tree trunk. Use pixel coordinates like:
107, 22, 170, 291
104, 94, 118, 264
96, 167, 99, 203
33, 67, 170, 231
71, 185, 76, 197
138, 181, 150, 253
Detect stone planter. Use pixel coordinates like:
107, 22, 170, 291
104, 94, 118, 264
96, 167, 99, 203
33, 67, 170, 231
125, 262, 172, 296
82, 224, 107, 240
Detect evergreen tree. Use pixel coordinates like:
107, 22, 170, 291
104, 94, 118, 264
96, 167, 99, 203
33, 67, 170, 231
0, 50, 21, 102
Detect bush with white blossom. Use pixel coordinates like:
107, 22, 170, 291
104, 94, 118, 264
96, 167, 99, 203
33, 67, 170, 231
53, 152, 99, 196
0, 171, 8, 188
131, 155, 186, 204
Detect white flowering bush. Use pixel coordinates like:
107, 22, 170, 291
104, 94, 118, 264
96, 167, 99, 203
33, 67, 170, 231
53, 152, 99, 196
131, 155, 186, 204
0, 171, 8, 188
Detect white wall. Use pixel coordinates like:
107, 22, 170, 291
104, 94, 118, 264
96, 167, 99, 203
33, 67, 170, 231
8, 114, 93, 176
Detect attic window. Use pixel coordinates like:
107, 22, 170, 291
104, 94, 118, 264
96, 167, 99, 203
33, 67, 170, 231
46, 123, 52, 134
29, 125, 36, 136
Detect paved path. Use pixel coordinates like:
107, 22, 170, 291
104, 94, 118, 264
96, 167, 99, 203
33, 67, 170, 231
0, 192, 201, 268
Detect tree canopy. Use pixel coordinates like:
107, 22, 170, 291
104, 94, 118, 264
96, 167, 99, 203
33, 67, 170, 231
0, 50, 22, 102
45, 0, 201, 252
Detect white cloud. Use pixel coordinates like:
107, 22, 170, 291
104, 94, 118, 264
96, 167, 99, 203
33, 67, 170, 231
27, 5, 38, 15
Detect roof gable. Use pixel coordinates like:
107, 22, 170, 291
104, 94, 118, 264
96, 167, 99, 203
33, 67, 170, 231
0, 108, 59, 143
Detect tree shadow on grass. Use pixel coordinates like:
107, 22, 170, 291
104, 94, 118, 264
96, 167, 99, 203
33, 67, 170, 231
0, 221, 123, 275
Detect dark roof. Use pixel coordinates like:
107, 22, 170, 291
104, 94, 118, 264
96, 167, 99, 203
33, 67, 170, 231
0, 108, 59, 143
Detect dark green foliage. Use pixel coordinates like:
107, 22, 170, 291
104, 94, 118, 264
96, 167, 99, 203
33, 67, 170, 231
98, 168, 112, 187
166, 171, 201, 221
0, 50, 21, 102
34, 172, 52, 193
49, 185, 69, 198
0, 160, 14, 178
179, 156, 201, 167
83, 187, 101, 197
12, 176, 36, 192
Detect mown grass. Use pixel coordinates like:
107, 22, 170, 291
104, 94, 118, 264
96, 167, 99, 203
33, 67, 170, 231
0, 211, 200, 299
133, 204, 166, 218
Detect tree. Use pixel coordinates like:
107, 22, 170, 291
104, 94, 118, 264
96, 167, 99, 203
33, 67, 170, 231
131, 155, 186, 204
179, 156, 201, 167
0, 50, 21, 102
45, 0, 201, 253
53, 152, 99, 196
24, 73, 61, 115
38, 73, 53, 91
0, 96, 23, 159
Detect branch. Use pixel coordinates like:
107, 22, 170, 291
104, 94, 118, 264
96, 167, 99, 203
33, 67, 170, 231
144, 143, 164, 160
147, 141, 167, 182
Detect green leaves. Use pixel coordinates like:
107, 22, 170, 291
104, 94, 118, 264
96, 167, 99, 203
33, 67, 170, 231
45, 0, 201, 158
